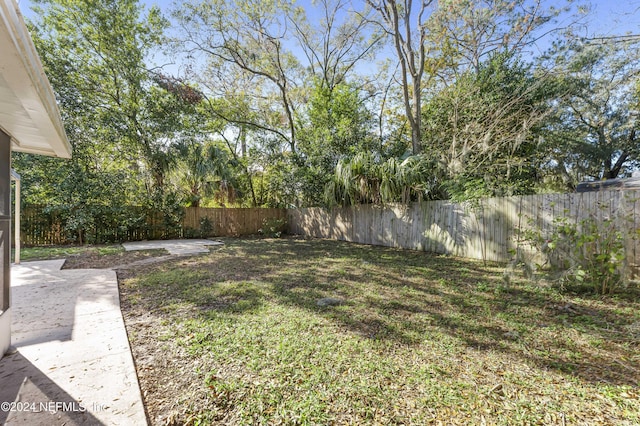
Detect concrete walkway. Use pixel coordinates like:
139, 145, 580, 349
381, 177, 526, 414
0, 260, 147, 426
122, 238, 223, 256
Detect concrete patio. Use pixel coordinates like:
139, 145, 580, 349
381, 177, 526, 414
0, 260, 147, 425
122, 238, 223, 255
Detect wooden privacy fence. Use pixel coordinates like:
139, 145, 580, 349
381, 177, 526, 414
287, 190, 640, 267
16, 205, 287, 245
19, 205, 66, 245
18, 205, 164, 245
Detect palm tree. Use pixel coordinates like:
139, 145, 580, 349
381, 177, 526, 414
325, 153, 439, 206
171, 139, 234, 207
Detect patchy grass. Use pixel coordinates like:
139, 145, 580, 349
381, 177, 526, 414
16, 244, 166, 269
119, 238, 640, 425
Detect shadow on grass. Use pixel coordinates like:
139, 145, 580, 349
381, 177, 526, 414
122, 237, 640, 387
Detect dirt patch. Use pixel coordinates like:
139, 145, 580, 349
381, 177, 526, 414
63, 248, 167, 269
121, 312, 212, 425
118, 260, 214, 426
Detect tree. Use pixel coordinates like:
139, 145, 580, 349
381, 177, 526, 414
366, 0, 436, 154
174, 0, 386, 207
30, 0, 199, 202
364, 0, 574, 157
20, 0, 200, 240
167, 69, 269, 207
297, 79, 378, 205
170, 138, 234, 207
542, 39, 640, 187
428, 0, 570, 78
288, 0, 383, 92
324, 152, 440, 206
173, 0, 302, 153
411, 0, 581, 199
422, 53, 557, 200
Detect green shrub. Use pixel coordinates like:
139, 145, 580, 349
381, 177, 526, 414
183, 227, 198, 238
511, 213, 632, 295
199, 216, 213, 237
258, 217, 287, 238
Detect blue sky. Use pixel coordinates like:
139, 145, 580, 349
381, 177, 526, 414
15, 0, 640, 74
17, 0, 640, 35
17, 0, 640, 49
587, 0, 640, 35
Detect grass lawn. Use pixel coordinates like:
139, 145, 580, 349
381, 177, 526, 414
15, 245, 121, 262
118, 237, 640, 425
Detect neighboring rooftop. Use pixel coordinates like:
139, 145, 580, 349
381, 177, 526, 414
576, 176, 640, 193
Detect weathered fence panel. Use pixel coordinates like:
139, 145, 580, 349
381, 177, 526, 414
288, 190, 640, 267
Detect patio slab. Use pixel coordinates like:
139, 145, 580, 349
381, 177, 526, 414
122, 239, 223, 255
0, 260, 147, 426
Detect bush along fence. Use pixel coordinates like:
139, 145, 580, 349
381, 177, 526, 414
287, 190, 640, 277
16, 205, 287, 245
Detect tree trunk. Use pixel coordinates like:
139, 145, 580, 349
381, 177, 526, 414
603, 130, 634, 179
412, 80, 422, 154
240, 126, 247, 157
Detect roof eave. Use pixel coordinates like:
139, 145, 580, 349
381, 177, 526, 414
0, 0, 71, 159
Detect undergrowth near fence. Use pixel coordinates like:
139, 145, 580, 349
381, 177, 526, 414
258, 217, 287, 238
508, 209, 636, 295
184, 216, 214, 238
